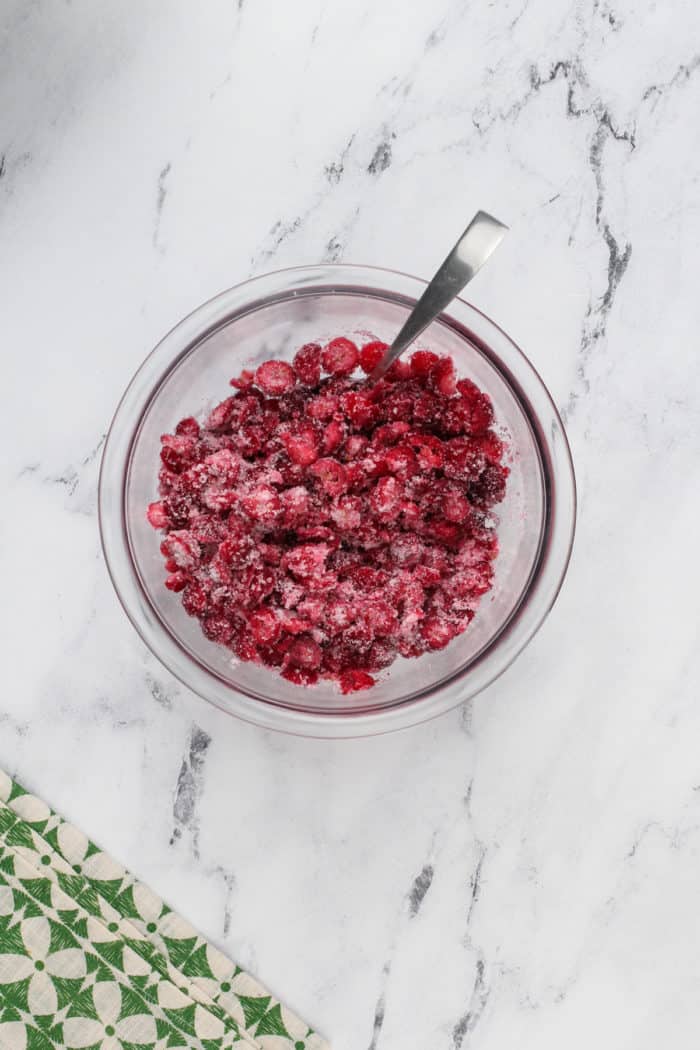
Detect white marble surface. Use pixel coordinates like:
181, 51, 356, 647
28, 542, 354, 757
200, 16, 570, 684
2, 0, 700, 1046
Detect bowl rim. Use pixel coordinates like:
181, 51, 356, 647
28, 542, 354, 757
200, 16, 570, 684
99, 262, 577, 737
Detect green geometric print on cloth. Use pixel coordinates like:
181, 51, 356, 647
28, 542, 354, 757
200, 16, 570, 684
0, 769, 328, 1050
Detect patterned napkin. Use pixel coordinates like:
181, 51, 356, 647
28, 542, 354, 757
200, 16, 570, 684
0, 769, 328, 1050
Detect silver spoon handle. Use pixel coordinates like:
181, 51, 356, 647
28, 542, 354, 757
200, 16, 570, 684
370, 210, 508, 381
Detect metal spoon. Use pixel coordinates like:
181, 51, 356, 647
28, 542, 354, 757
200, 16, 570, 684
369, 210, 508, 382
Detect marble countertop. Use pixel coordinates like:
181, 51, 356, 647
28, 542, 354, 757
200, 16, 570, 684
2, 0, 699, 1046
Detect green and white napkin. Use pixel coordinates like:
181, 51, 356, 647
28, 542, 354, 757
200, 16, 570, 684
0, 769, 327, 1050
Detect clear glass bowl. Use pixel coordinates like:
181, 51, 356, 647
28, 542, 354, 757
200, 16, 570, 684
99, 265, 576, 737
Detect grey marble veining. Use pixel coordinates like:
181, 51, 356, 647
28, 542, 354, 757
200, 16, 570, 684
2, 0, 700, 1047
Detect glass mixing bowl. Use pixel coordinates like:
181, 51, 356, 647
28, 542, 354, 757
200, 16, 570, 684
99, 264, 576, 737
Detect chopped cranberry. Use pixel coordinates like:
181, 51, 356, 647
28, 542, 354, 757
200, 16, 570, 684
444, 438, 484, 482
384, 444, 417, 479
282, 425, 319, 466
163, 495, 191, 529
243, 567, 277, 605
229, 369, 255, 390
308, 394, 339, 420
279, 613, 311, 635
390, 534, 424, 567
279, 485, 311, 524
202, 616, 234, 644
469, 463, 507, 507
370, 476, 401, 517
189, 513, 224, 544
293, 343, 322, 386
363, 600, 398, 635
428, 356, 457, 396
175, 416, 201, 438
344, 565, 388, 589
232, 630, 258, 662
296, 598, 325, 624
473, 431, 504, 464
442, 489, 471, 523
341, 391, 376, 429
342, 434, 369, 461
374, 422, 411, 446
330, 495, 363, 530
249, 607, 281, 645
359, 340, 388, 374
441, 399, 474, 436
413, 392, 442, 425
218, 532, 252, 563
380, 390, 414, 423
339, 669, 375, 694
321, 419, 345, 454
283, 543, 330, 579
203, 448, 240, 480
287, 635, 322, 670
385, 359, 412, 382
255, 359, 296, 396
160, 530, 200, 570
321, 337, 359, 376
160, 434, 196, 473
182, 582, 208, 617
468, 393, 494, 433
410, 350, 440, 378
420, 617, 456, 650
456, 378, 480, 399
237, 425, 265, 457
281, 665, 319, 686
205, 397, 237, 431
165, 571, 188, 592
309, 458, 348, 496
147, 501, 168, 529
406, 432, 444, 470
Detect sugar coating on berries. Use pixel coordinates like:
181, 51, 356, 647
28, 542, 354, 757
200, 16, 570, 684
339, 669, 375, 694
282, 425, 319, 466
148, 340, 508, 693
293, 343, 322, 386
359, 341, 388, 375
321, 337, 359, 376
255, 360, 296, 396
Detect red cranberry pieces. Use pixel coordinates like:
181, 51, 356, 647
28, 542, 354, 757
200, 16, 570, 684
309, 458, 348, 496
248, 607, 281, 645
429, 356, 457, 396
282, 425, 319, 466
281, 665, 319, 687
147, 501, 168, 529
410, 350, 439, 378
148, 338, 507, 693
255, 359, 296, 396
359, 341, 388, 375
287, 635, 322, 671
339, 669, 375, 694
321, 337, 359, 376
175, 416, 200, 438
241, 485, 281, 523
160, 434, 196, 473
293, 343, 322, 386
229, 369, 255, 390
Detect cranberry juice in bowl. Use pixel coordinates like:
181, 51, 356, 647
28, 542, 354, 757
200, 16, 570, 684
100, 266, 574, 735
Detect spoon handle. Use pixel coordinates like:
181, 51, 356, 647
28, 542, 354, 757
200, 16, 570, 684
370, 210, 508, 382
